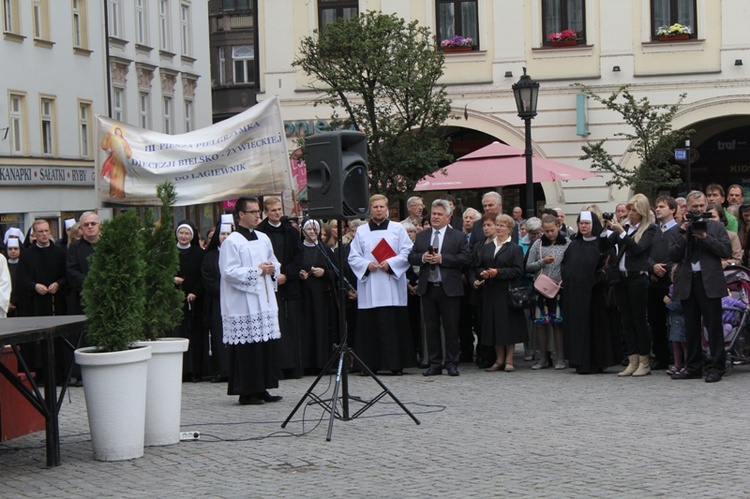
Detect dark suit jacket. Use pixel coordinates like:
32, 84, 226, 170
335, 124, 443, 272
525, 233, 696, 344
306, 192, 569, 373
669, 220, 732, 300
608, 222, 658, 273
648, 224, 680, 288
409, 226, 471, 297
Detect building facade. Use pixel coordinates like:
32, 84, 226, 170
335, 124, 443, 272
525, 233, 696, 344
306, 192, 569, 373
0, 0, 214, 239
208, 0, 259, 123
0, 0, 107, 237
256, 0, 750, 219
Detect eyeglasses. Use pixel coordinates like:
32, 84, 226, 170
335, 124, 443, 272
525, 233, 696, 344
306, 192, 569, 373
82, 222, 99, 227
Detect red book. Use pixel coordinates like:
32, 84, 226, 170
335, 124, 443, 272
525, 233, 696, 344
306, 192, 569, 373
371, 238, 397, 263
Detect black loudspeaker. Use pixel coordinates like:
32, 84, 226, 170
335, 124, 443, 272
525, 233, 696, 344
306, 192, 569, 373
305, 130, 370, 220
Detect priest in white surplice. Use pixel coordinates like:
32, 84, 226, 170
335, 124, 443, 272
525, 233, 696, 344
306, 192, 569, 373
348, 194, 417, 373
220, 197, 283, 405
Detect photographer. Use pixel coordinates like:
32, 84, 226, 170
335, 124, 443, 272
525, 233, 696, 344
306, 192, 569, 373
605, 194, 657, 377
668, 191, 732, 383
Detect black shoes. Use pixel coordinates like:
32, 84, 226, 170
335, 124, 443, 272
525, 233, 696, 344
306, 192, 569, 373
239, 391, 283, 405
671, 371, 702, 380
705, 372, 722, 383
422, 367, 442, 376
446, 366, 460, 377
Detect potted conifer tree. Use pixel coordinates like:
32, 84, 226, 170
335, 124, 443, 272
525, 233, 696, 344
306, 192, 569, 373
74, 209, 151, 461
135, 181, 189, 447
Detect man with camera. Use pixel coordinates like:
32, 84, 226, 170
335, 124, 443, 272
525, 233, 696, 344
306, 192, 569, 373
669, 191, 732, 383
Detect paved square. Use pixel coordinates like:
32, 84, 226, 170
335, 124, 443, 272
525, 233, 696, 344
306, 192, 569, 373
2, 359, 750, 497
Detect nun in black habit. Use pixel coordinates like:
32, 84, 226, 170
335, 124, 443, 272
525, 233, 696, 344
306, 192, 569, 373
560, 211, 621, 374
173, 219, 205, 381
298, 219, 338, 372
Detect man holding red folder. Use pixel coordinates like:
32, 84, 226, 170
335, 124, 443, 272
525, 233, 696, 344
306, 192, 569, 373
348, 195, 416, 373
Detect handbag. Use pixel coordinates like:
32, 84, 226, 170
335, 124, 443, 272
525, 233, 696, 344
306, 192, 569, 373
533, 243, 562, 299
508, 284, 534, 309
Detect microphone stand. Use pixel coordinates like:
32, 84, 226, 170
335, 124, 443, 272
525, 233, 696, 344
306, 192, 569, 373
282, 219, 420, 441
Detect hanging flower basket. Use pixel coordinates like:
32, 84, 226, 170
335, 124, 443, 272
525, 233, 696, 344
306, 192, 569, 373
658, 33, 690, 41
444, 45, 473, 53
551, 40, 578, 47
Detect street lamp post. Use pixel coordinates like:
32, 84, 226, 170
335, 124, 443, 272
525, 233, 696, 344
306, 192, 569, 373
512, 68, 540, 221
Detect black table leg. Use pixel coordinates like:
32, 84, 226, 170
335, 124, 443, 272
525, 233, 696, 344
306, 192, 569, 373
43, 337, 60, 467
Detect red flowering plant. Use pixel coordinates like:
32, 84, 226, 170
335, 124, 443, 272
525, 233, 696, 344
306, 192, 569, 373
548, 29, 577, 42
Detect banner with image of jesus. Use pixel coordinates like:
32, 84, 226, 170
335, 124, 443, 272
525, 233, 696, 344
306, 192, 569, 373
96, 96, 292, 206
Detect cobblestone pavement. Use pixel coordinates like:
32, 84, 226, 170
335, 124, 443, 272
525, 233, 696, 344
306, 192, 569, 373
3, 355, 750, 498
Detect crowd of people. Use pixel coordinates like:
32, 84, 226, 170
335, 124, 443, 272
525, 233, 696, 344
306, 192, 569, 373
1, 183, 747, 405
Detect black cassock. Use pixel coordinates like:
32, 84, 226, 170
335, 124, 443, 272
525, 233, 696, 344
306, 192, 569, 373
201, 248, 229, 379
561, 237, 621, 374
17, 242, 67, 317
299, 243, 338, 371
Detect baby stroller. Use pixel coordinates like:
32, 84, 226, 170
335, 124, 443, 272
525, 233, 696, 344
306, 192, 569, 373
702, 264, 750, 373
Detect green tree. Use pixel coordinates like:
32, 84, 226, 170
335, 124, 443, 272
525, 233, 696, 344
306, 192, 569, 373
293, 11, 454, 198
141, 181, 184, 340
82, 209, 145, 352
575, 84, 690, 198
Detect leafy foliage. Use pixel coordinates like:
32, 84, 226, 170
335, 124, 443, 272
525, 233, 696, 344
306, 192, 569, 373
293, 11, 454, 198
575, 84, 691, 198
141, 182, 183, 340
82, 209, 146, 352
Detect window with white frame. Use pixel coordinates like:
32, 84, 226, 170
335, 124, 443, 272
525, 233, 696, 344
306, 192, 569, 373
79, 102, 92, 158
218, 46, 226, 85
163, 97, 172, 134
33, 0, 42, 38
3, 0, 20, 34
41, 97, 55, 156
184, 100, 193, 132
232, 45, 254, 84
73, 0, 81, 46
113, 87, 124, 121
110, 0, 122, 38
140, 92, 151, 129
542, 0, 585, 45
180, 3, 191, 56
651, 0, 696, 39
435, 0, 479, 48
159, 0, 170, 50
71, 0, 89, 49
31, 0, 51, 40
136, 0, 147, 45
9, 93, 25, 155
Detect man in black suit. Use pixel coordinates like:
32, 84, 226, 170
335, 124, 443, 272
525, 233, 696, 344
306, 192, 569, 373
408, 199, 471, 376
256, 196, 304, 379
648, 196, 680, 370
669, 191, 732, 383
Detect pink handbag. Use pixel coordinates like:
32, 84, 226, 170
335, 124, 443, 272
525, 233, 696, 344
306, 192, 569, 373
534, 273, 562, 299
533, 243, 562, 299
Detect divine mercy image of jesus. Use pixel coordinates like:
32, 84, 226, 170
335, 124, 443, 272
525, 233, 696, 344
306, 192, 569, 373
100, 126, 132, 199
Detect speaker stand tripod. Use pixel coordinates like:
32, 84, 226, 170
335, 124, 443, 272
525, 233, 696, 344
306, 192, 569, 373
281, 220, 420, 441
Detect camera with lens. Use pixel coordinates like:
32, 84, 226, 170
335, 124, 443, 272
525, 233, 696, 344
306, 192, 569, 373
602, 212, 615, 222
685, 210, 712, 234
